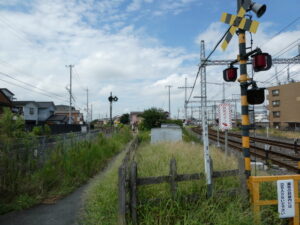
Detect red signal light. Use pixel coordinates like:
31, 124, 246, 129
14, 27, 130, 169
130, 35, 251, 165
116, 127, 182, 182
252, 53, 272, 72
223, 67, 238, 82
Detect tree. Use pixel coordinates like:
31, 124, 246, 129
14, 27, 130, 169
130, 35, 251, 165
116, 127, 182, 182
0, 108, 26, 140
140, 108, 167, 130
120, 113, 130, 124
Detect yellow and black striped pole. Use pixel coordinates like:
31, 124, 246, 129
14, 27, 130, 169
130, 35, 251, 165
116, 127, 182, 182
237, 0, 251, 179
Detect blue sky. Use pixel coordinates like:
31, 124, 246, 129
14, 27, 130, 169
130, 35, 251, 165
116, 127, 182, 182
0, 0, 299, 119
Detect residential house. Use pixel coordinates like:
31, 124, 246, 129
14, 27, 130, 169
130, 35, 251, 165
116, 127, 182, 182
46, 115, 69, 125
0, 88, 14, 114
130, 112, 142, 126
13, 101, 55, 125
55, 105, 83, 124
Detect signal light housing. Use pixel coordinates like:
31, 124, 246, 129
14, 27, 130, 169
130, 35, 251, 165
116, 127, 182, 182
252, 52, 272, 72
223, 67, 238, 82
247, 87, 265, 105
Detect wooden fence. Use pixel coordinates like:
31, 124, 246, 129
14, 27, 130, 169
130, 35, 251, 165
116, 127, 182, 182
118, 152, 246, 225
118, 136, 139, 225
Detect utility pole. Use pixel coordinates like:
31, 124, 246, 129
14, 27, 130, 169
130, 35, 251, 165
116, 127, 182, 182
200, 40, 212, 196
178, 78, 193, 121
237, 0, 251, 179
66, 65, 74, 124
222, 82, 225, 102
287, 64, 290, 83
165, 85, 172, 118
86, 88, 89, 124
275, 66, 279, 85
91, 104, 93, 122
110, 92, 112, 125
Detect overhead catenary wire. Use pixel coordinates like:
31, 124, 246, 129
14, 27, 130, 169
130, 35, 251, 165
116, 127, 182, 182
260, 16, 300, 48
186, 27, 231, 104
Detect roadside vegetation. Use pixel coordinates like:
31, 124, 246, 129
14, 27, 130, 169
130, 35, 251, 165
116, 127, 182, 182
0, 109, 132, 214
82, 128, 285, 225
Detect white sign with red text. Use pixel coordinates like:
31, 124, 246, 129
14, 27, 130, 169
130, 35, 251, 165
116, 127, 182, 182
217, 103, 232, 131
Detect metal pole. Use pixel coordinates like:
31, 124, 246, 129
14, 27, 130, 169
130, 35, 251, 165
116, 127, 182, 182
222, 82, 225, 102
166, 85, 172, 118
287, 64, 290, 83
110, 92, 113, 126
237, 0, 251, 179
200, 40, 212, 196
86, 88, 89, 127
65, 65, 74, 124
275, 66, 279, 85
185, 78, 187, 121
225, 130, 228, 155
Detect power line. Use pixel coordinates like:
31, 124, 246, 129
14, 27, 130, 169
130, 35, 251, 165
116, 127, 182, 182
0, 16, 35, 47
0, 76, 68, 103
187, 27, 231, 104
260, 16, 300, 48
0, 70, 65, 98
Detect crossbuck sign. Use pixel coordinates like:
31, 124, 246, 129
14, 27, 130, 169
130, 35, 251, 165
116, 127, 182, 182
217, 103, 232, 131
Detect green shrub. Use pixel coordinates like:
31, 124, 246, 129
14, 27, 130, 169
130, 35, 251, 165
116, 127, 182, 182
0, 127, 132, 214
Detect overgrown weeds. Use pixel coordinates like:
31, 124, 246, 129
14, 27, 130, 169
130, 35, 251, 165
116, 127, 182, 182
82, 129, 287, 225
0, 127, 132, 214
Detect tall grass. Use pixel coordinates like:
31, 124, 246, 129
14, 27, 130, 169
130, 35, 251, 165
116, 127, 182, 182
135, 142, 285, 225
82, 130, 286, 225
81, 147, 128, 225
0, 127, 132, 214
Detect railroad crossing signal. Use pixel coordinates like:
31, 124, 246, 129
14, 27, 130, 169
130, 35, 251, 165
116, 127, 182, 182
220, 3, 260, 51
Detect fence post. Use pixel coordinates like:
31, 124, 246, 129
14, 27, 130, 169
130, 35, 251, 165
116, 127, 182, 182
118, 165, 127, 225
217, 127, 220, 147
130, 162, 138, 225
294, 139, 298, 154
238, 153, 247, 198
264, 145, 271, 166
224, 130, 228, 155
169, 158, 177, 198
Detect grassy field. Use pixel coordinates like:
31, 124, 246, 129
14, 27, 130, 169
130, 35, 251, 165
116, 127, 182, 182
0, 127, 132, 214
82, 130, 286, 225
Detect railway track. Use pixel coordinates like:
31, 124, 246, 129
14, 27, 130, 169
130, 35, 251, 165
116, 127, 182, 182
191, 127, 300, 173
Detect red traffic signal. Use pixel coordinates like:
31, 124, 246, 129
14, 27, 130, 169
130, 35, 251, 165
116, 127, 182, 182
252, 52, 272, 72
223, 67, 238, 82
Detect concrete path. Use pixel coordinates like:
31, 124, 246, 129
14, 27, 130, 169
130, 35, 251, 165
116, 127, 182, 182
0, 154, 120, 225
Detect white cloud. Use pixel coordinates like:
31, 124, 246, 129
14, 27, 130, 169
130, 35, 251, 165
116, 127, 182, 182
0, 0, 197, 119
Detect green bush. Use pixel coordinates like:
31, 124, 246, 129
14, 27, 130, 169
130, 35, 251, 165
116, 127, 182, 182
0, 127, 132, 214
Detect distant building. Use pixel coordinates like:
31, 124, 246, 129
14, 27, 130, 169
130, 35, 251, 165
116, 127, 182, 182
55, 105, 83, 124
130, 112, 142, 125
0, 88, 14, 113
13, 101, 55, 125
267, 82, 300, 129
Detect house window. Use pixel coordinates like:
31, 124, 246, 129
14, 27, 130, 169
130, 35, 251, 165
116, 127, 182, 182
272, 100, 280, 107
272, 89, 280, 96
29, 108, 34, 115
273, 111, 280, 118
